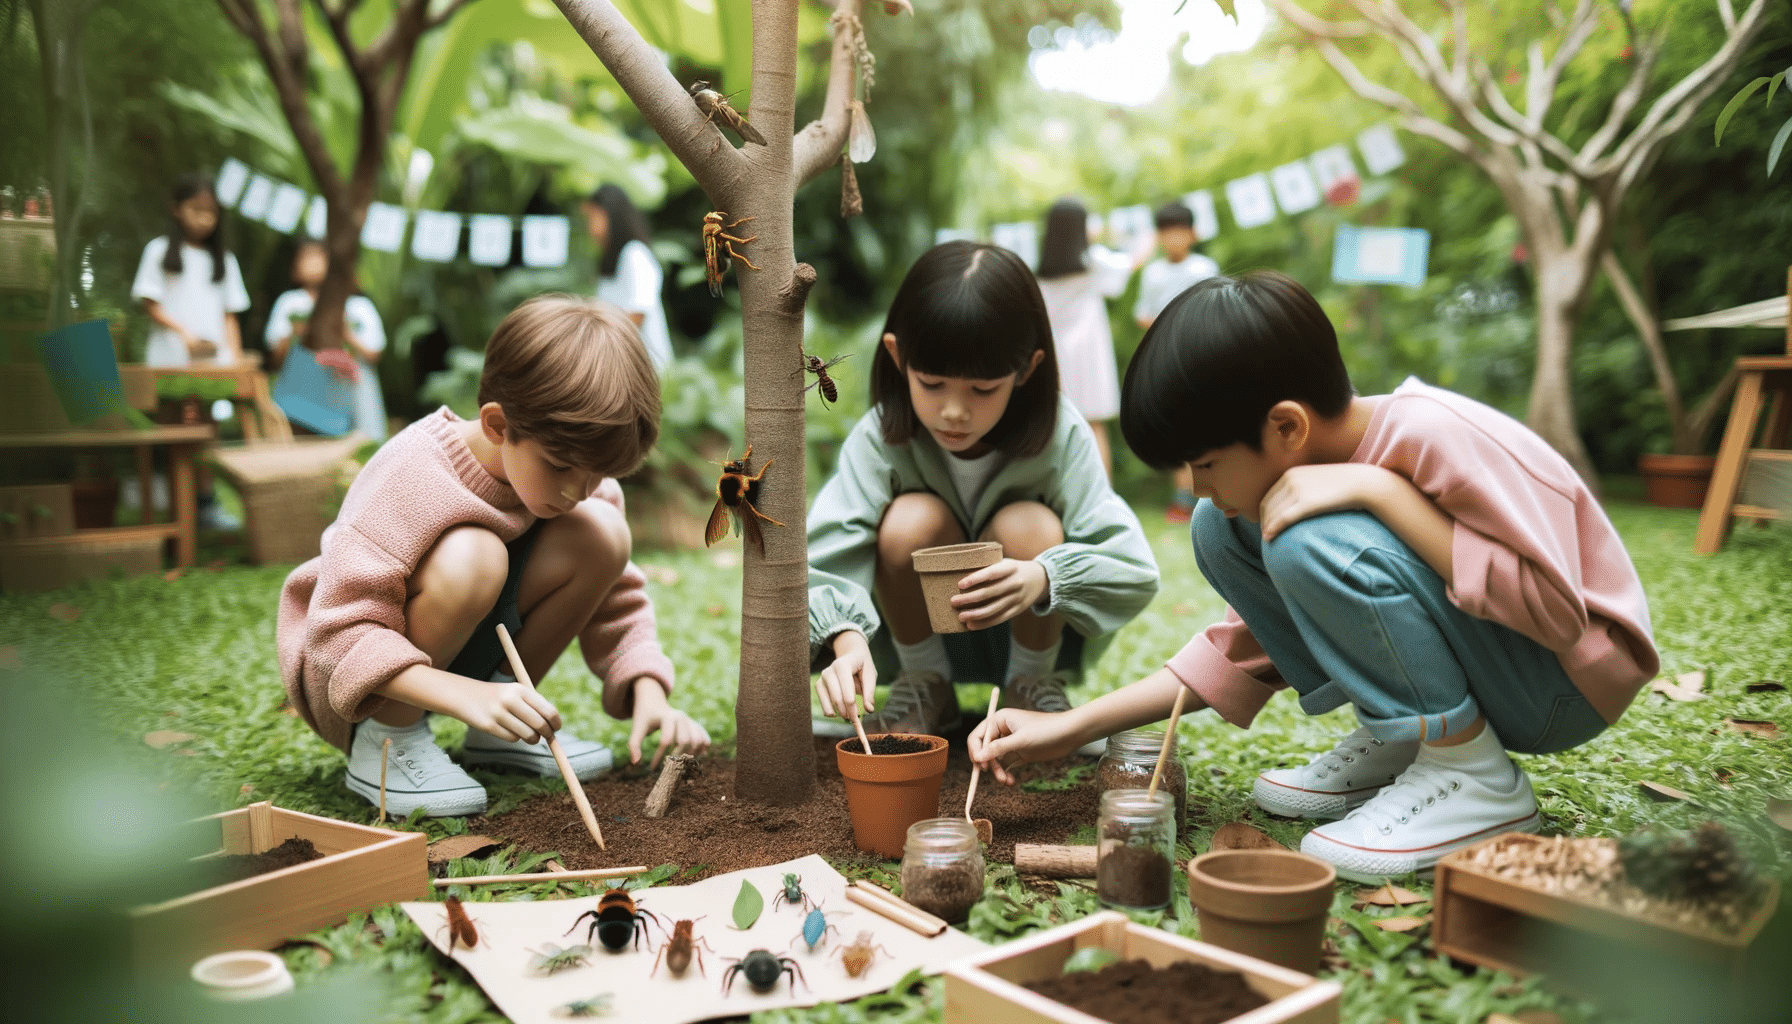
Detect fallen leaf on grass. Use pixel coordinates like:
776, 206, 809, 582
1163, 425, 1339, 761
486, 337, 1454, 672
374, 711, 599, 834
239, 784, 255, 797
1640, 780, 1693, 802
427, 835, 500, 864
1768, 797, 1792, 832
144, 730, 197, 749
1649, 670, 1706, 702
0, 646, 19, 670
161, 568, 185, 582
1724, 718, 1781, 739
1209, 821, 1286, 851
1746, 680, 1787, 693
1373, 915, 1428, 932
1715, 768, 1734, 785
47, 602, 81, 622
1355, 883, 1426, 907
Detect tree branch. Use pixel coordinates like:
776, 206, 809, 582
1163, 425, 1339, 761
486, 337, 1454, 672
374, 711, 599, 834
792, 0, 863, 187
1578, 32, 1662, 165
1342, 0, 1522, 149
1476, 60, 1584, 171
1265, 0, 1372, 38
222, 0, 347, 200
1524, 0, 1597, 128
426, 0, 477, 30
1717, 0, 1737, 32
551, 0, 750, 203
1303, 30, 1478, 158
1602, 249, 1689, 451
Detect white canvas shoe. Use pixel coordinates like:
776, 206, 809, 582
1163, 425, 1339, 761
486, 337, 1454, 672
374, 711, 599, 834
1254, 726, 1419, 820
864, 671, 961, 736
345, 718, 488, 818
462, 728, 614, 781
1299, 755, 1541, 883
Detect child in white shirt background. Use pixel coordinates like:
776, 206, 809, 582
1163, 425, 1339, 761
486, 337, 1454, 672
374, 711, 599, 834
265, 239, 390, 442
1131, 201, 1220, 524
130, 173, 250, 369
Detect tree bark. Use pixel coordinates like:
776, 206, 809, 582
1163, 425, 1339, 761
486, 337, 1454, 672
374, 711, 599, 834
1528, 286, 1596, 484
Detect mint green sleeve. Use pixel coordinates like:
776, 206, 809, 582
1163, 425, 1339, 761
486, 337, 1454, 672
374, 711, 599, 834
807, 417, 896, 661
1032, 418, 1160, 637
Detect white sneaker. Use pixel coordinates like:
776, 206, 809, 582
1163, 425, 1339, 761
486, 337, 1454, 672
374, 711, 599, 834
1299, 755, 1541, 883
864, 671, 961, 736
1254, 726, 1419, 820
462, 727, 613, 781
1005, 674, 1104, 757
346, 718, 488, 818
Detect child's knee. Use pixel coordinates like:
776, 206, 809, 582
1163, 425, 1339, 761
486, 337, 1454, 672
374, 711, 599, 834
1191, 499, 1241, 570
980, 501, 1063, 559
415, 525, 508, 616
552, 500, 633, 588
877, 492, 960, 564
1262, 511, 1399, 592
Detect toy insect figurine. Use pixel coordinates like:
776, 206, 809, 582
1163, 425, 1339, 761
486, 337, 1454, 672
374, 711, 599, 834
438, 895, 482, 952
567, 888, 661, 952
721, 949, 808, 996
702, 212, 760, 297
836, 930, 892, 979
689, 80, 765, 146
652, 917, 715, 978
706, 445, 784, 554
796, 353, 851, 407
529, 943, 595, 976
773, 872, 814, 913
554, 993, 615, 1018
789, 905, 840, 953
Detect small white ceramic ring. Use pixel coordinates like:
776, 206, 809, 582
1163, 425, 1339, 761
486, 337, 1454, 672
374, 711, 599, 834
190, 949, 295, 1001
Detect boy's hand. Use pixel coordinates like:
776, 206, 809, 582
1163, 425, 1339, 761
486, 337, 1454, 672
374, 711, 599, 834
446, 675, 563, 745
952, 559, 1049, 629
628, 679, 710, 770
816, 630, 876, 720
1259, 463, 1406, 541
969, 706, 1091, 786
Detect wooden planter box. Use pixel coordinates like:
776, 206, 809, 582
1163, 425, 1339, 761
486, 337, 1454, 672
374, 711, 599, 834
942, 911, 1340, 1024
0, 483, 74, 539
1434, 832, 1780, 985
129, 801, 427, 975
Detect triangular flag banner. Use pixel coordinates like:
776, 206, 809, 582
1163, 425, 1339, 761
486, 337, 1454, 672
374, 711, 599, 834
469, 214, 514, 266
361, 202, 408, 253
990, 221, 1039, 269
305, 196, 328, 239
1332, 225, 1429, 286
1182, 189, 1220, 241
238, 174, 275, 223
520, 215, 569, 268
1225, 173, 1277, 229
1270, 161, 1321, 215
266, 183, 308, 234
1107, 205, 1153, 253
412, 210, 463, 263
1308, 144, 1358, 189
1357, 124, 1405, 176
216, 158, 251, 208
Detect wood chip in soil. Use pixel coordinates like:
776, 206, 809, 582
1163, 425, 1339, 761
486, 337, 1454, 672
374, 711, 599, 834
478, 736, 1101, 876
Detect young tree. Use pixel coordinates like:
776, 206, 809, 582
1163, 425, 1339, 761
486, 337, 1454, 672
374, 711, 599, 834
551, 0, 892, 805
216, 0, 476, 355
1269, 0, 1770, 484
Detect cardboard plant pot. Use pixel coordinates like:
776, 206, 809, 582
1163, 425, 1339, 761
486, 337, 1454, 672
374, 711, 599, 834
1188, 849, 1337, 975
836, 733, 950, 857
912, 542, 1002, 634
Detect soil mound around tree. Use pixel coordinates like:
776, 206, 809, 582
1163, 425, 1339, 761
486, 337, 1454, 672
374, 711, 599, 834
1021, 959, 1269, 1024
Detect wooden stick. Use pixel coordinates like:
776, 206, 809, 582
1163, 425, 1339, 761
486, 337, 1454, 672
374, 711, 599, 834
495, 624, 606, 851
965, 686, 1001, 843
845, 884, 947, 937
1013, 843, 1099, 878
643, 752, 693, 818
1147, 687, 1189, 800
847, 693, 873, 755
434, 866, 650, 887
378, 737, 391, 824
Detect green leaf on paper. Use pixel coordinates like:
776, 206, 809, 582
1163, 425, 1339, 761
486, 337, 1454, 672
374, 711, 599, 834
732, 878, 764, 930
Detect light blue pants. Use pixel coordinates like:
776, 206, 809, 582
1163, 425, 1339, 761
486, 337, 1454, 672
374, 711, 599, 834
1192, 503, 1606, 755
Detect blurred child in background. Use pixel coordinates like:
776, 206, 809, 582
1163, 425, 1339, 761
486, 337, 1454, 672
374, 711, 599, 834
265, 238, 389, 441
1132, 201, 1220, 523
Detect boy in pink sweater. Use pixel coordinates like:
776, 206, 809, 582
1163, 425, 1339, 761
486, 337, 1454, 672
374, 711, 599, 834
278, 296, 708, 817
970, 271, 1657, 880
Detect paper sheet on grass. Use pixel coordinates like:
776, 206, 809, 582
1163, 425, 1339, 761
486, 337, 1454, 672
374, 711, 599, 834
404, 854, 986, 1024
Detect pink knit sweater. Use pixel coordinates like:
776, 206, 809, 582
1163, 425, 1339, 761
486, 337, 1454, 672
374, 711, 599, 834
1169, 378, 1658, 730
277, 408, 674, 752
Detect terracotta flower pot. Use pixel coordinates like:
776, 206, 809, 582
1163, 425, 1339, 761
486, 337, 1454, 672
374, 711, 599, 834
911, 542, 1001, 634
1188, 849, 1337, 975
71, 477, 120, 529
835, 733, 949, 857
1638, 453, 1715, 509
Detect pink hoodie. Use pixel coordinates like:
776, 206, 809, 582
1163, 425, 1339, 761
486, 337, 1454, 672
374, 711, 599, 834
277, 408, 674, 752
1168, 379, 1657, 729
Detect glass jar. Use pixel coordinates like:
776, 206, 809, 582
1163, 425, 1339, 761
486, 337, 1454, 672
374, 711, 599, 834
899, 818, 986, 923
1096, 788, 1175, 911
1097, 728, 1187, 836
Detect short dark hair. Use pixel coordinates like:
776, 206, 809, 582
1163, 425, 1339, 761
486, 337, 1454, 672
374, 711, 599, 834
1119, 270, 1353, 469
1036, 198, 1090, 280
1153, 202, 1194, 230
872, 241, 1059, 459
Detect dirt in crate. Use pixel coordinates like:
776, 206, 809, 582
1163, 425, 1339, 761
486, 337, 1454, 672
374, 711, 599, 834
1022, 959, 1270, 1024
204, 837, 324, 887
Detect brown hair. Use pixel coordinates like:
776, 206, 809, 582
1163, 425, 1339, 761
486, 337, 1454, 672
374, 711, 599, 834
478, 295, 661, 477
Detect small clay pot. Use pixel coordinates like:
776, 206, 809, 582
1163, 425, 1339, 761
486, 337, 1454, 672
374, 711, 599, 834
836, 733, 949, 857
911, 542, 1002, 634
190, 950, 295, 1001
1187, 849, 1337, 975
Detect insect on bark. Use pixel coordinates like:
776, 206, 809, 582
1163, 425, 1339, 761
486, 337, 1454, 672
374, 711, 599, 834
706, 444, 785, 554
796, 353, 851, 407
652, 917, 715, 978
702, 212, 760, 297
688, 80, 765, 147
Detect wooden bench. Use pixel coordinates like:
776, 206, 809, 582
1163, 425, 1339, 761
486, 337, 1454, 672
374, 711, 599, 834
1695, 270, 1792, 554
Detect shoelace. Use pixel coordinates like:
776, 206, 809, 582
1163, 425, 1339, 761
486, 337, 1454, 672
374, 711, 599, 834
1308, 732, 1385, 779
388, 737, 460, 786
1009, 675, 1071, 714
1342, 762, 1461, 835
877, 673, 939, 721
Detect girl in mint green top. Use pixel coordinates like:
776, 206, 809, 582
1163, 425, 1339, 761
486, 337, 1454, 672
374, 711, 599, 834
809, 241, 1159, 739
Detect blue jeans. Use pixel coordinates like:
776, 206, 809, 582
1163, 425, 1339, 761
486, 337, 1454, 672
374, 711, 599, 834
1192, 503, 1605, 755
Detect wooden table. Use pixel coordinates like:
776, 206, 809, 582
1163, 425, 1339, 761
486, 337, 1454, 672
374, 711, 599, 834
150, 362, 292, 441
1696, 355, 1792, 553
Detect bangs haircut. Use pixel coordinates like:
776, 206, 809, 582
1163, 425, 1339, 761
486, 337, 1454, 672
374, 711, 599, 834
872, 241, 1059, 459
1120, 270, 1352, 470
478, 295, 661, 478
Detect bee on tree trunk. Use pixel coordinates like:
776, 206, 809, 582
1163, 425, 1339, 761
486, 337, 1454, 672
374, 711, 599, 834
688, 80, 765, 146
702, 212, 761, 298
706, 445, 784, 554
795, 352, 851, 407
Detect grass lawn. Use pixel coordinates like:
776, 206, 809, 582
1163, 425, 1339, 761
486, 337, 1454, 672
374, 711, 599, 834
4, 499, 1789, 1023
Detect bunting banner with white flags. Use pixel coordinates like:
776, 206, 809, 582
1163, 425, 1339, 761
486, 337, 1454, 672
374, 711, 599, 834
305, 196, 327, 239
411, 210, 463, 263
360, 202, 408, 254
521, 215, 571, 269
1308, 144, 1359, 191
1182, 189, 1219, 242
1356, 123, 1405, 177
238, 174, 275, 223
216, 158, 250, 208
1225, 173, 1277, 229
989, 221, 1039, 270
1269, 160, 1321, 215
468, 214, 514, 267
266, 182, 308, 234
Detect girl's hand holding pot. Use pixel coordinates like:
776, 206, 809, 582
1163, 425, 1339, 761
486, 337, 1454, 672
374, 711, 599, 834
950, 558, 1048, 628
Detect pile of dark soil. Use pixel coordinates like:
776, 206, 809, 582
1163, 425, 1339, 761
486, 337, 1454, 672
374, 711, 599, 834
855, 735, 934, 756
479, 735, 1101, 875
1022, 959, 1269, 1024
205, 838, 323, 887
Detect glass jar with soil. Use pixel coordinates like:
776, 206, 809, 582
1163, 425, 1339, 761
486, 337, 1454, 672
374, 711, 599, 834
1097, 789, 1175, 911
899, 818, 985, 923
1097, 728, 1186, 836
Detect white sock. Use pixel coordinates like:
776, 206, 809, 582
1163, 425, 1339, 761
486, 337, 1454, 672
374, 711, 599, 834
894, 634, 953, 680
358, 715, 429, 742
1416, 722, 1516, 784
1006, 635, 1061, 685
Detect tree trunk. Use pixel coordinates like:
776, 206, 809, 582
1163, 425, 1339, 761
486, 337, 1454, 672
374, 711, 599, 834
1602, 250, 1694, 454
304, 201, 364, 353
1528, 282, 1598, 487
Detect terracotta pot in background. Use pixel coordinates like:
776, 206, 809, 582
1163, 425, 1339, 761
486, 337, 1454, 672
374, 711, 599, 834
836, 734, 949, 858
912, 542, 1002, 634
1188, 849, 1337, 975
70, 477, 120, 529
1637, 454, 1715, 509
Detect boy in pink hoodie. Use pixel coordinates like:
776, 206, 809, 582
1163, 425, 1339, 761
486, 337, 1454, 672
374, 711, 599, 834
970, 271, 1656, 880
278, 296, 708, 818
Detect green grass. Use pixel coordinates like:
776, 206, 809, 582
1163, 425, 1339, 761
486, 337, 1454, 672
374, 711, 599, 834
3, 501, 1788, 1023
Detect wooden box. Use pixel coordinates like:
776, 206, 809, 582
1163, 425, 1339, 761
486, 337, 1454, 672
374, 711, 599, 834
1434, 832, 1780, 985
129, 801, 427, 975
943, 911, 1340, 1024
0, 483, 74, 539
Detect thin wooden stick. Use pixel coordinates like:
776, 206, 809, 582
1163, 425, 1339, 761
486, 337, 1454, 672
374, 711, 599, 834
378, 737, 391, 824
433, 866, 650, 887
1147, 687, 1189, 800
847, 692, 873, 756
496, 624, 606, 851
845, 884, 947, 937
965, 685, 1001, 823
